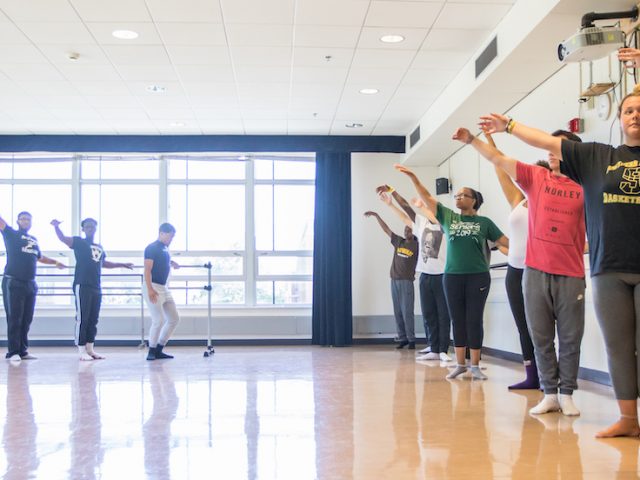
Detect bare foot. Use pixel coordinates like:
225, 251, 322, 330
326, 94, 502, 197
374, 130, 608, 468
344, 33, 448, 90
79, 353, 94, 361
595, 418, 640, 438
89, 352, 105, 360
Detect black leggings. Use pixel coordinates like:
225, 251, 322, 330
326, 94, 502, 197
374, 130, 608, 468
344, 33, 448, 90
505, 266, 535, 362
443, 272, 490, 350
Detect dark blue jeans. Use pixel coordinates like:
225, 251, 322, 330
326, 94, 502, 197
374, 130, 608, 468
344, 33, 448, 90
391, 279, 415, 342
419, 273, 450, 353
2, 276, 38, 357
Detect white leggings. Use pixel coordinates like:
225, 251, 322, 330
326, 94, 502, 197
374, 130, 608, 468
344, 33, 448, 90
144, 283, 180, 347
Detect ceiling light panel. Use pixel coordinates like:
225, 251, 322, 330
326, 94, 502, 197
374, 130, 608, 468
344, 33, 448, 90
86, 23, 161, 44
358, 27, 427, 50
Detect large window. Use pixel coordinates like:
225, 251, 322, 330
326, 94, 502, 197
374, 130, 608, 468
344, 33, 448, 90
0, 153, 315, 308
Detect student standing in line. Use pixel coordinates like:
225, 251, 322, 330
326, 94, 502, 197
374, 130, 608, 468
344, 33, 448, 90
375, 184, 451, 362
51, 218, 133, 361
478, 85, 640, 436
1, 211, 65, 361
364, 210, 418, 350
395, 164, 508, 380
143, 223, 180, 360
453, 125, 585, 416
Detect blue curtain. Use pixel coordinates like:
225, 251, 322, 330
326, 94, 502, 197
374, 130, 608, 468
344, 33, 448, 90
312, 152, 352, 346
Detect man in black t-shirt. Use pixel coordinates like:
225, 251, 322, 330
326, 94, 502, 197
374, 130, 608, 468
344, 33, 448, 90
51, 217, 133, 361
1, 211, 65, 361
143, 223, 180, 360
364, 210, 418, 349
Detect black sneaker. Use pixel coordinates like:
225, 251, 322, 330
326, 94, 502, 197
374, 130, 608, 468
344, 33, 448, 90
407, 342, 415, 350
396, 341, 409, 349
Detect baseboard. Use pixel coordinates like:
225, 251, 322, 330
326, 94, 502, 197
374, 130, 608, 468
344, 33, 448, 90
482, 346, 612, 387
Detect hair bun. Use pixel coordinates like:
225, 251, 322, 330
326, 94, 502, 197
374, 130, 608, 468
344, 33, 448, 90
633, 84, 640, 95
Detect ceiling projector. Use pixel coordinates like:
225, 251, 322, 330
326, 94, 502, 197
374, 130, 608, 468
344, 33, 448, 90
558, 26, 625, 63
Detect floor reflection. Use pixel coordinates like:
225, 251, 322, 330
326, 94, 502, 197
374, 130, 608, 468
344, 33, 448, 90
0, 346, 637, 479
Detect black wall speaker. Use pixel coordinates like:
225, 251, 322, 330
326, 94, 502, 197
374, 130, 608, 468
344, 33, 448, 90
435, 177, 450, 195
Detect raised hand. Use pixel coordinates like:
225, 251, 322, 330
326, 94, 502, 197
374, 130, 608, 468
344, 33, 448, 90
618, 47, 640, 68
411, 197, 425, 208
50, 219, 62, 227
363, 211, 378, 218
375, 184, 393, 195
478, 113, 509, 134
452, 127, 474, 144
378, 192, 392, 205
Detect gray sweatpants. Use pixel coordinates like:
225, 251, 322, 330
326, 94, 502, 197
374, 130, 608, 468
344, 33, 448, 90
391, 279, 415, 342
523, 267, 585, 395
143, 283, 180, 347
592, 272, 640, 400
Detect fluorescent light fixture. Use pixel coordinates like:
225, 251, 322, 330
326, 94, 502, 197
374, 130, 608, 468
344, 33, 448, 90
112, 30, 139, 40
359, 88, 379, 95
380, 34, 405, 44
345, 123, 363, 128
146, 85, 166, 93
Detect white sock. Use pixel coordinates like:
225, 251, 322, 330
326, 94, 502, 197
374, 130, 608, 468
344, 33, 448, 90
446, 365, 467, 379
529, 394, 560, 415
470, 365, 487, 380
558, 394, 580, 416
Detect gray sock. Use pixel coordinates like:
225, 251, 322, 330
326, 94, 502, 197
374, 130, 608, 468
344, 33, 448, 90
446, 365, 467, 379
470, 365, 487, 380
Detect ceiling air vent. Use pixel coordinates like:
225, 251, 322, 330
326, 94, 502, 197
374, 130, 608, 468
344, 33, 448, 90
475, 36, 497, 78
409, 125, 420, 148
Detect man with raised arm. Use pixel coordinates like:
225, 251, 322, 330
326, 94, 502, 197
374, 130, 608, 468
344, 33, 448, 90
51, 218, 133, 361
1, 211, 65, 361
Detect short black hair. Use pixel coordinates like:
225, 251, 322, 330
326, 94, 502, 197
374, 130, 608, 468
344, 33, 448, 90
535, 160, 551, 171
159, 222, 176, 234
551, 129, 582, 143
81, 217, 97, 227
17, 211, 32, 219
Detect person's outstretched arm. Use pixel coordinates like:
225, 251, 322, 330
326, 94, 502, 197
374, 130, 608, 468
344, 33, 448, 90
375, 185, 416, 223
103, 260, 134, 270
378, 192, 412, 227
478, 113, 562, 158
452, 127, 518, 180
38, 256, 66, 269
485, 133, 525, 209
50, 219, 73, 248
393, 164, 438, 214
363, 211, 393, 238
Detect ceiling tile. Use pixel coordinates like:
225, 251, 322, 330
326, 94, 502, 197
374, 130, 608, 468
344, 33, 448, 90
166, 45, 231, 65
0, 22, 31, 44
17, 22, 95, 44
237, 82, 290, 98
2, 64, 65, 81
103, 45, 171, 65
199, 119, 244, 134
393, 84, 441, 101
127, 81, 185, 97
70, 0, 152, 22
287, 119, 331, 134
240, 108, 288, 120
402, 67, 457, 86
83, 95, 139, 107
288, 107, 334, 120
49, 107, 103, 119
156, 23, 227, 46
97, 108, 149, 120
146, 0, 223, 22
85, 22, 162, 45
33, 95, 89, 108
290, 83, 342, 101
411, 50, 471, 70
220, 0, 295, 24
422, 28, 491, 52
69, 120, 117, 134
235, 65, 291, 83
351, 49, 415, 69
365, 1, 442, 28
0, 45, 47, 63
243, 118, 287, 134
175, 65, 235, 82
433, 3, 512, 30
231, 46, 292, 66
345, 67, 406, 85
293, 47, 354, 67
294, 26, 361, 48
145, 108, 195, 120
295, 0, 370, 27
227, 25, 292, 47
57, 64, 122, 81
182, 82, 238, 98
0, 0, 80, 22
193, 107, 242, 119
117, 65, 179, 82
330, 121, 374, 135
39, 45, 110, 65
74, 81, 130, 97
291, 66, 349, 84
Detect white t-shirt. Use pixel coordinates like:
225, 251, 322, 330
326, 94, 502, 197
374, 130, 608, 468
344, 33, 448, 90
507, 199, 528, 269
412, 214, 446, 275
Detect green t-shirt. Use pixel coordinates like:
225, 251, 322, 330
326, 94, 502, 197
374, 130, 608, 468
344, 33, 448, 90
436, 203, 504, 274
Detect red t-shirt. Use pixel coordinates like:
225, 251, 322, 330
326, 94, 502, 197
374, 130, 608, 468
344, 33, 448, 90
516, 162, 585, 278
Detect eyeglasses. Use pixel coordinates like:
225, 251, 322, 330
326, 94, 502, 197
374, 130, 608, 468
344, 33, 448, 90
454, 194, 473, 200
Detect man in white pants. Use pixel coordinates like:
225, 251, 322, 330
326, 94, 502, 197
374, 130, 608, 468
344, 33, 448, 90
144, 223, 180, 360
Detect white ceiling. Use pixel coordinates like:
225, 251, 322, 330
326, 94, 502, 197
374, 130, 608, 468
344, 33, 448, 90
0, 0, 516, 136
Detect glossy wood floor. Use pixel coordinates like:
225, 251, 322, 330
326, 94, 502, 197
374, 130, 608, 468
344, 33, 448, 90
0, 345, 637, 479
